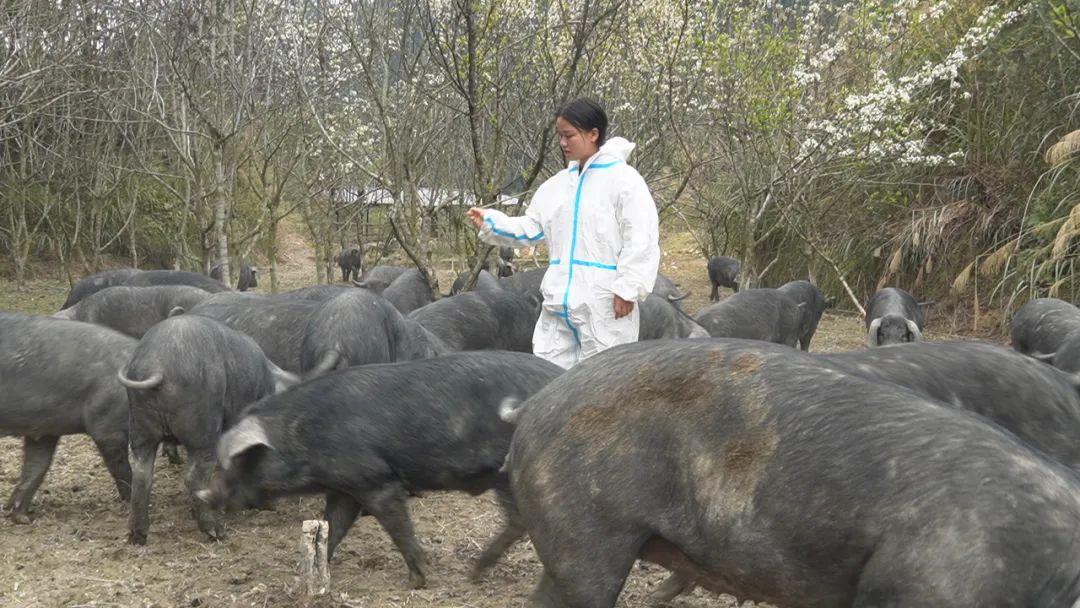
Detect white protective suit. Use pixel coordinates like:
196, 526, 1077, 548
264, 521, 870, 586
478, 137, 660, 368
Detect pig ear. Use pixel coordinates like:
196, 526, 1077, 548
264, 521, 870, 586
271, 365, 299, 393
905, 319, 922, 342
218, 418, 273, 469
867, 318, 882, 347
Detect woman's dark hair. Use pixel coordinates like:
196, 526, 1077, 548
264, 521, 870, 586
556, 98, 608, 144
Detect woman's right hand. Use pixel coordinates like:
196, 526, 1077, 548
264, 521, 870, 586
467, 207, 486, 229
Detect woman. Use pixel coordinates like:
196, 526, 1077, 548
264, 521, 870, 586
467, 98, 660, 368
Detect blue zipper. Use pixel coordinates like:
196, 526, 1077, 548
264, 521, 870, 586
558, 158, 624, 345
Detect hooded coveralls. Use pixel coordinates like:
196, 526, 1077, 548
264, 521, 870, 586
477, 137, 660, 369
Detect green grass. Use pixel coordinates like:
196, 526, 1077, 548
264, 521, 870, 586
0, 279, 69, 315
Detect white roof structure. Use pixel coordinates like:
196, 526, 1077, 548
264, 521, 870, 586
332, 187, 521, 207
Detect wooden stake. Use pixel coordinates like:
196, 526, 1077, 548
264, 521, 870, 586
300, 520, 330, 596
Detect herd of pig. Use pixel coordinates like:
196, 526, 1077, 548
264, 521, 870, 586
6, 256, 1080, 607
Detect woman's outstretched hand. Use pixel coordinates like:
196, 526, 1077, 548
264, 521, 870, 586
467, 207, 485, 229
614, 295, 634, 319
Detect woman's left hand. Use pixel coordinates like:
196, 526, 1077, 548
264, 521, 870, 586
613, 295, 634, 319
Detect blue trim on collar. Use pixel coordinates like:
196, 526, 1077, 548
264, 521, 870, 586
569, 160, 622, 174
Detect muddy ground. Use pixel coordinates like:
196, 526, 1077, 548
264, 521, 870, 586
0, 228, 985, 608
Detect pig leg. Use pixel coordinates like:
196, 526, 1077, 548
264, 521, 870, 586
650, 573, 696, 604
530, 569, 563, 608
161, 441, 184, 465
85, 409, 133, 502
126, 435, 158, 545
5, 435, 60, 524
166, 400, 226, 540
530, 564, 637, 608
471, 480, 526, 579
324, 490, 364, 560
360, 483, 427, 589
851, 542, 938, 607
709, 284, 719, 302
91, 433, 133, 502
528, 520, 642, 607
185, 451, 224, 541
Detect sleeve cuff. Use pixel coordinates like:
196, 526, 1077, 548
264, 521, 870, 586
612, 281, 646, 302
477, 215, 494, 239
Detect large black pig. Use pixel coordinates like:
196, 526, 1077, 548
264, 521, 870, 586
198, 352, 563, 589
506, 339, 1080, 607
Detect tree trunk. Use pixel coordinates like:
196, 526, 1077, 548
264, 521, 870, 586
267, 214, 280, 293
213, 140, 230, 280
177, 97, 194, 270
9, 199, 27, 289
128, 187, 139, 268
300, 520, 330, 596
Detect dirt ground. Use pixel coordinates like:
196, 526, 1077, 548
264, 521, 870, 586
0, 226, 988, 608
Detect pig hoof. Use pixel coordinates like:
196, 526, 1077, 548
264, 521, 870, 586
408, 572, 427, 589
9, 512, 32, 525
127, 530, 148, 545
196, 518, 226, 541
650, 573, 695, 604
469, 558, 495, 582
252, 498, 277, 511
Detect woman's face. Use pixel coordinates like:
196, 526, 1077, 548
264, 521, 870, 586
556, 116, 599, 164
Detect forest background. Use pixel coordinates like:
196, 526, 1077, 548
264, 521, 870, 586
2, 0, 1078, 320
